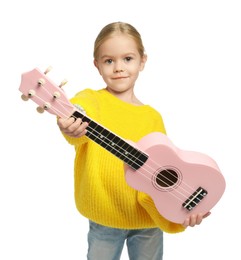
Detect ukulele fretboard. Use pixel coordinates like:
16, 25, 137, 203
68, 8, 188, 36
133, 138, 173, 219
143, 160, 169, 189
72, 110, 148, 170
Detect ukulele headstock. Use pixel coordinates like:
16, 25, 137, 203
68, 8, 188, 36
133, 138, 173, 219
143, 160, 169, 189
19, 67, 74, 118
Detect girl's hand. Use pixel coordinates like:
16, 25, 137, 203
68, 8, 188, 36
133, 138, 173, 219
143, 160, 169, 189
57, 117, 88, 138
182, 212, 211, 228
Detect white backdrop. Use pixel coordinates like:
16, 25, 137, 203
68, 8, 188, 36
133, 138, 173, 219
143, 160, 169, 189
1, 0, 240, 259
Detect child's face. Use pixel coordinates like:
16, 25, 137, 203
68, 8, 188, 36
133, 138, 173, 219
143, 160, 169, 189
94, 34, 147, 95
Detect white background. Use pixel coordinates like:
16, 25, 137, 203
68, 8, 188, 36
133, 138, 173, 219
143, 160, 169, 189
1, 0, 240, 259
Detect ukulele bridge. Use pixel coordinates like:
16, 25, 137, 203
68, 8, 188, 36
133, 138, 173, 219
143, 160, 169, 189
182, 187, 208, 211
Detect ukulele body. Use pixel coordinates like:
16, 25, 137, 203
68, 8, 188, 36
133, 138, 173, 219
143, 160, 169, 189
125, 132, 225, 223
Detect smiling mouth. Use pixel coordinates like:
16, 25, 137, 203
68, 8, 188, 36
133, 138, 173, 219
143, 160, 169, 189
113, 76, 128, 80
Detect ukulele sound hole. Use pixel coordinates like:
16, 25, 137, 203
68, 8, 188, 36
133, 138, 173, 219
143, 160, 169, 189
153, 166, 181, 191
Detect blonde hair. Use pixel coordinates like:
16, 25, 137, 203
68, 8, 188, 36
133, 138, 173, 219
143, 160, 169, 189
93, 22, 145, 59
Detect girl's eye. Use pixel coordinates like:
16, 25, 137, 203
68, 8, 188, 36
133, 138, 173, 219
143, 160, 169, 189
125, 56, 133, 62
105, 59, 113, 64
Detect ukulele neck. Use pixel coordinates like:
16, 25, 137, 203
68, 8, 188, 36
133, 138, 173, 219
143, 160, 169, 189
72, 110, 148, 170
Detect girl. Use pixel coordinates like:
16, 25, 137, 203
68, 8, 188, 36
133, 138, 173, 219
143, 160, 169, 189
58, 21, 209, 260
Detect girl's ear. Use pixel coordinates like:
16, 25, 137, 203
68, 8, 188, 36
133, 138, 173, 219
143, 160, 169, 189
94, 59, 98, 68
94, 59, 102, 75
140, 54, 147, 71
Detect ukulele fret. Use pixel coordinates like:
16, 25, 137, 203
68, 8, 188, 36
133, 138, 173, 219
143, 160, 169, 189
72, 110, 148, 170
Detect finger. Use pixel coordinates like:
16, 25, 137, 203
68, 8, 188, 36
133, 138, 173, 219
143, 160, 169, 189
183, 214, 201, 228
65, 118, 83, 132
58, 117, 81, 134
71, 121, 88, 137
194, 213, 203, 225
203, 212, 211, 218
57, 117, 76, 129
182, 218, 189, 228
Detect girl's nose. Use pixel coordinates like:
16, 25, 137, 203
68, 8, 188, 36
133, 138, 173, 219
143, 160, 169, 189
115, 69, 124, 72
114, 60, 125, 73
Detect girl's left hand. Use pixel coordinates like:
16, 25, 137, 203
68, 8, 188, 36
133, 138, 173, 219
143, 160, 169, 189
182, 212, 211, 228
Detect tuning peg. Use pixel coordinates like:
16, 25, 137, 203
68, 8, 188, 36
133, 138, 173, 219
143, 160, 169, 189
21, 94, 29, 101
44, 66, 52, 75
36, 102, 51, 113
21, 90, 36, 101
53, 91, 61, 99
36, 106, 45, 113
28, 90, 35, 97
59, 79, 68, 88
43, 102, 51, 110
38, 78, 46, 86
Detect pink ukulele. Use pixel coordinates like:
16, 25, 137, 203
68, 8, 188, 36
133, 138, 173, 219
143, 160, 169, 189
19, 67, 226, 224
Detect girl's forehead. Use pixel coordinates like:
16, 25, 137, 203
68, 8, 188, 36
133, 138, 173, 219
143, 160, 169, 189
101, 34, 137, 49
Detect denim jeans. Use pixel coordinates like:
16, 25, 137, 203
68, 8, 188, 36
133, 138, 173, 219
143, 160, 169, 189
87, 221, 163, 260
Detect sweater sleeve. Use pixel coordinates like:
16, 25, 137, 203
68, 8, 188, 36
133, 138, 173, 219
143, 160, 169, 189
60, 131, 89, 146
137, 192, 186, 233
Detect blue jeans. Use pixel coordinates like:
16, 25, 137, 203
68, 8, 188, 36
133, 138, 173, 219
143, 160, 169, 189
87, 221, 163, 260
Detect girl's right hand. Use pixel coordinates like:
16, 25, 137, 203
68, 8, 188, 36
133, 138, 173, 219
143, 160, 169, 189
57, 117, 88, 138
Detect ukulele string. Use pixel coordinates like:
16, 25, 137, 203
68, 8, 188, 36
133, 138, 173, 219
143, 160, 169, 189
56, 97, 201, 205
71, 112, 203, 206
84, 117, 201, 200
65, 109, 202, 205
33, 88, 202, 206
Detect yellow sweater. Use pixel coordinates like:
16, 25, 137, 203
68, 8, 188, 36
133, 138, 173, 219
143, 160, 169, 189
62, 88, 185, 234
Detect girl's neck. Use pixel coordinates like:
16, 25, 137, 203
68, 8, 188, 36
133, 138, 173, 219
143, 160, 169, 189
106, 87, 143, 106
